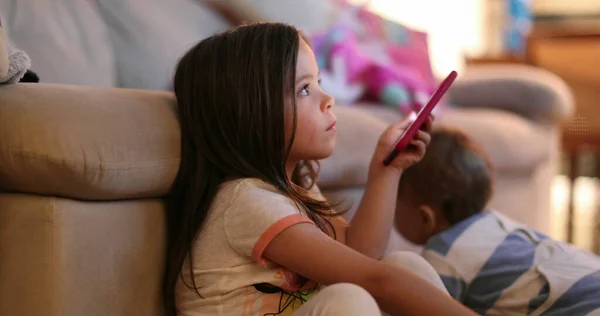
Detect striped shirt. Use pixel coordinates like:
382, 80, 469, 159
422, 210, 600, 315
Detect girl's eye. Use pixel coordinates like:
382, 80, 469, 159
318, 78, 322, 86
299, 84, 310, 96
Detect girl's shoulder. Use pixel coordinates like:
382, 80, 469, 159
221, 177, 326, 203
219, 177, 282, 199
215, 178, 299, 211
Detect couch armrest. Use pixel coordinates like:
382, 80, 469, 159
448, 64, 574, 123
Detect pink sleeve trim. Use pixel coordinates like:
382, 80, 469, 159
251, 214, 314, 265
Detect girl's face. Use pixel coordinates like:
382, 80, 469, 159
286, 39, 336, 169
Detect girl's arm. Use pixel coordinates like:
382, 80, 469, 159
264, 223, 474, 315
343, 116, 432, 259
310, 168, 398, 257
344, 166, 403, 258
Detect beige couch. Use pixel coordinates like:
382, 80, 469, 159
0, 5, 574, 316
0, 67, 573, 316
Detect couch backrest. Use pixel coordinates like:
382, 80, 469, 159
0, 84, 180, 200
0, 0, 232, 90
0, 83, 391, 199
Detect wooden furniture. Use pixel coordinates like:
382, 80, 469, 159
466, 15, 600, 252
530, 17, 600, 252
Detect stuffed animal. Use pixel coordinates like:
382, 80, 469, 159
0, 43, 33, 84
310, 3, 438, 115
0, 22, 36, 84
20, 70, 40, 83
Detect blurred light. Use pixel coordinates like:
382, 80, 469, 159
551, 175, 571, 241
572, 176, 599, 252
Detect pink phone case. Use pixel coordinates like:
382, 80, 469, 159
383, 70, 458, 166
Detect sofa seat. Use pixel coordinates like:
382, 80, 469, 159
319, 105, 552, 190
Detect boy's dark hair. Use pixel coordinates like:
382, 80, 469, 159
164, 23, 341, 316
399, 127, 494, 225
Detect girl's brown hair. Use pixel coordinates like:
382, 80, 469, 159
164, 23, 341, 316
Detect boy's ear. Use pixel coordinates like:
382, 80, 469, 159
418, 205, 439, 235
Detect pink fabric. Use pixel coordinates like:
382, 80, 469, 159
310, 3, 439, 115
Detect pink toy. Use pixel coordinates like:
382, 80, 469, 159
310, 3, 441, 115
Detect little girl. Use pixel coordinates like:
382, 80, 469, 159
165, 23, 474, 316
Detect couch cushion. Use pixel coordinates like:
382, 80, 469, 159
0, 84, 388, 199
437, 107, 551, 171
0, 0, 117, 86
0, 84, 551, 199
0, 193, 166, 316
0, 83, 179, 200
448, 64, 574, 122
244, 0, 340, 34
319, 104, 551, 189
95, 0, 231, 90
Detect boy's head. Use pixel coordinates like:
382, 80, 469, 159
395, 127, 494, 245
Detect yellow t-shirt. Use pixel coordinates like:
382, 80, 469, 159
176, 178, 324, 316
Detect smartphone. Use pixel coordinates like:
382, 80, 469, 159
383, 70, 458, 166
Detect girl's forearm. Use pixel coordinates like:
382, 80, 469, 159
367, 263, 474, 315
346, 166, 402, 258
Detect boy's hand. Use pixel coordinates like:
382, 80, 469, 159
371, 113, 433, 174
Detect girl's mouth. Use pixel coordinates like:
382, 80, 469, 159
326, 121, 337, 131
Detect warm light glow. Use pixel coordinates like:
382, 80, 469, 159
572, 176, 599, 251
348, 0, 486, 77
550, 175, 599, 249
550, 175, 571, 241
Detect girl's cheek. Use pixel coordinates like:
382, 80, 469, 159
310, 94, 321, 107
300, 114, 319, 142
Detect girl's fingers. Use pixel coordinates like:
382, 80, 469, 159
421, 116, 433, 133
409, 139, 427, 156
386, 113, 433, 149
415, 130, 431, 146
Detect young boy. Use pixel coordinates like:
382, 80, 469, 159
395, 127, 600, 315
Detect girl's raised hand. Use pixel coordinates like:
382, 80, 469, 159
371, 113, 433, 173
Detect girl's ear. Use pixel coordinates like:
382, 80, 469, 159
418, 205, 439, 237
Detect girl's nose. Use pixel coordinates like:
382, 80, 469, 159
322, 93, 334, 111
